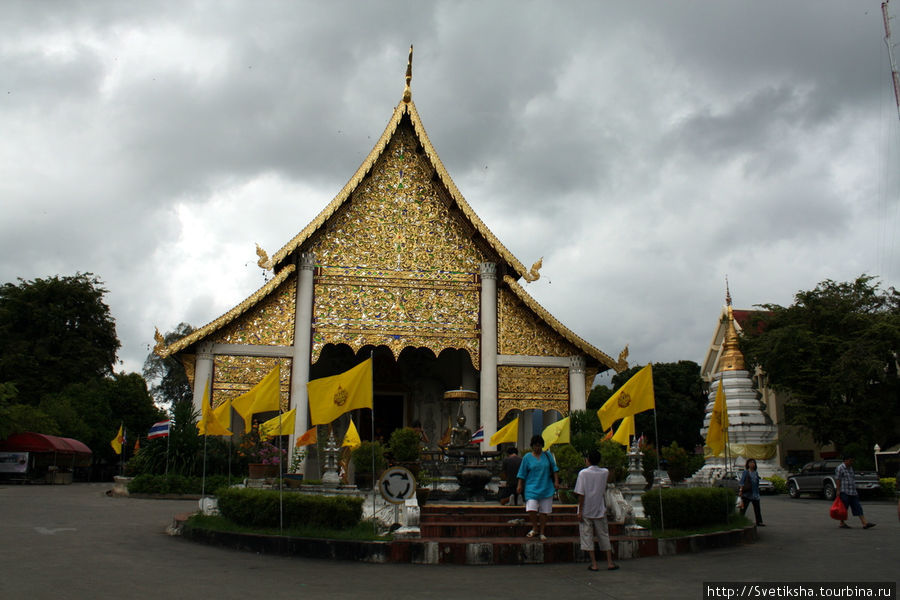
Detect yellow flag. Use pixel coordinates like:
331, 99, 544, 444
212, 398, 232, 431
597, 364, 655, 430
259, 408, 296, 440
541, 416, 570, 450
611, 415, 635, 447
706, 377, 729, 456
490, 416, 519, 446
110, 424, 124, 455
295, 426, 318, 447
198, 380, 232, 436
342, 418, 361, 451
307, 358, 373, 425
232, 365, 281, 431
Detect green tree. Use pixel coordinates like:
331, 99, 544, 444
40, 373, 162, 462
0, 273, 120, 404
610, 361, 707, 451
142, 323, 195, 408
587, 384, 613, 411
740, 275, 900, 452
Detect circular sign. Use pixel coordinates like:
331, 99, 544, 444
377, 466, 416, 504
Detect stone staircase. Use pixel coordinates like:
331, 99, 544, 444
390, 502, 638, 565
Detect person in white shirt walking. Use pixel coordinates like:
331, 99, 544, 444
574, 449, 618, 571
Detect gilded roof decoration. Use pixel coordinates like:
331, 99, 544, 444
156, 66, 621, 374
209, 276, 296, 347
267, 98, 528, 279
500, 275, 621, 371
155, 263, 296, 357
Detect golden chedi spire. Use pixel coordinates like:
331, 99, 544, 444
402, 45, 413, 103
716, 286, 746, 372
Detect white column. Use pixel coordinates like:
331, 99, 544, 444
290, 252, 316, 443
479, 262, 498, 451
192, 342, 214, 416
568, 355, 587, 413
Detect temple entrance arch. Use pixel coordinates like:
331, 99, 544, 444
312, 343, 478, 447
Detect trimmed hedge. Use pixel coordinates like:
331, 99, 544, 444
768, 475, 788, 495
217, 487, 364, 530
642, 487, 735, 529
127, 474, 231, 495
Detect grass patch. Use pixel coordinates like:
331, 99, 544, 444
635, 513, 753, 539
186, 513, 391, 541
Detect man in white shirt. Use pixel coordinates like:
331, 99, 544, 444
574, 449, 618, 571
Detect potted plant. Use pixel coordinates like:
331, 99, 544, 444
284, 447, 306, 488
248, 441, 285, 479
351, 441, 386, 489
415, 468, 436, 506
388, 427, 422, 476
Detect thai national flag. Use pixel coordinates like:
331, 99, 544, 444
469, 426, 484, 444
148, 420, 171, 440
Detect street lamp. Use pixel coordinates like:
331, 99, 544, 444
874, 443, 881, 475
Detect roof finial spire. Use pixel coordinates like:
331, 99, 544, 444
725, 275, 732, 307
402, 45, 413, 103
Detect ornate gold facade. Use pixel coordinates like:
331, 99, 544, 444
308, 123, 485, 363
210, 276, 296, 347
497, 365, 570, 419
212, 355, 291, 412
498, 288, 580, 357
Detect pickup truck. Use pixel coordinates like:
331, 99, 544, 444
787, 460, 880, 500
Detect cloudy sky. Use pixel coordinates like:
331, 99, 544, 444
3, 1, 899, 383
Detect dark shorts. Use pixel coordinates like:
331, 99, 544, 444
840, 492, 863, 517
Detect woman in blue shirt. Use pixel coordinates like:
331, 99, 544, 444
739, 458, 765, 527
516, 435, 560, 541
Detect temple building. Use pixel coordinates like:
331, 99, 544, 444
697, 297, 831, 473
154, 49, 627, 456
691, 291, 803, 483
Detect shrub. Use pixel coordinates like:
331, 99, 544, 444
599, 440, 627, 482
660, 442, 691, 482
351, 441, 386, 474
768, 475, 788, 495
642, 487, 735, 529
552, 444, 584, 487
878, 477, 896, 497
388, 428, 421, 462
217, 487, 364, 530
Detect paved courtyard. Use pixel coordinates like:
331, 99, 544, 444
0, 483, 896, 599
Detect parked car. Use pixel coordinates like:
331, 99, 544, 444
652, 470, 672, 488
714, 472, 775, 495
786, 460, 880, 500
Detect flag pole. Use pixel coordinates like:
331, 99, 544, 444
165, 424, 170, 477
652, 409, 664, 532
278, 379, 284, 535
370, 350, 376, 536
201, 377, 209, 500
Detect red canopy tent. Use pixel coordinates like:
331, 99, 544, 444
0, 432, 93, 481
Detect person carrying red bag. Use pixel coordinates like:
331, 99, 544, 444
835, 455, 875, 529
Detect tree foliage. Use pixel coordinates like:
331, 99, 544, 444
740, 275, 900, 451
0, 273, 120, 403
607, 361, 707, 451
0, 273, 162, 472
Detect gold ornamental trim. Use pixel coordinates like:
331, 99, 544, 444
498, 399, 569, 420
155, 264, 296, 357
